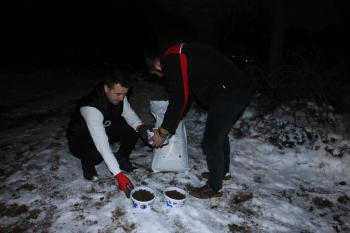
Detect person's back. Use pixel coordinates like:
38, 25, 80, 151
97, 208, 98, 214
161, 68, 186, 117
160, 43, 249, 105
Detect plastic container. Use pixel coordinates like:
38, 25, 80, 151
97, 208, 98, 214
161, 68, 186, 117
163, 187, 188, 208
130, 186, 156, 210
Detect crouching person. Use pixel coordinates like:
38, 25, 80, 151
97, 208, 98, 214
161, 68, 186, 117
66, 70, 148, 198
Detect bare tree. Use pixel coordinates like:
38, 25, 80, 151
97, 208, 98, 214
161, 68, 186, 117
152, 0, 345, 74
153, 0, 238, 46
267, 0, 344, 74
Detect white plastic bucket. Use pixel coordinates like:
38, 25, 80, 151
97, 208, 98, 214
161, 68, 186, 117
130, 186, 156, 210
163, 187, 188, 208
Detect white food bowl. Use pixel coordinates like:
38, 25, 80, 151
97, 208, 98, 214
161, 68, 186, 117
130, 186, 156, 210
163, 187, 188, 208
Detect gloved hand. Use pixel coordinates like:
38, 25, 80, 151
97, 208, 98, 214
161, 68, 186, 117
138, 124, 154, 145
115, 172, 134, 198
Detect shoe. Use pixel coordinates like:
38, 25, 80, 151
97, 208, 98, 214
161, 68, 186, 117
189, 182, 223, 201
116, 154, 136, 173
82, 165, 98, 181
201, 172, 232, 184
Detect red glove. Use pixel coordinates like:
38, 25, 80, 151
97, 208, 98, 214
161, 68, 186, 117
115, 172, 134, 198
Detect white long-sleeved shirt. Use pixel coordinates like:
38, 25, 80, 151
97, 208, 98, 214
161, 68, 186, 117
80, 96, 142, 176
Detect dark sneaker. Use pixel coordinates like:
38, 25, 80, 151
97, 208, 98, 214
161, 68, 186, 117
116, 154, 136, 173
201, 172, 232, 184
82, 165, 98, 181
189, 182, 223, 201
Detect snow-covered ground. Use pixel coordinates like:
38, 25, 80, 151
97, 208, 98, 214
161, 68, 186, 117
0, 69, 349, 233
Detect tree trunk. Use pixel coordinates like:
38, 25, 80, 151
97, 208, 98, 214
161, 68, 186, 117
268, 0, 285, 75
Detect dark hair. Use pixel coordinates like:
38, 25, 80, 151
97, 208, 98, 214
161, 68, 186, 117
144, 45, 160, 71
104, 70, 132, 89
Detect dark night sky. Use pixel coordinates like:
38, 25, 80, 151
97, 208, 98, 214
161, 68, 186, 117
1, 0, 155, 66
1, 0, 349, 68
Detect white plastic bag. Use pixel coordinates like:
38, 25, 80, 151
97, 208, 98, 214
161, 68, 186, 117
150, 101, 189, 172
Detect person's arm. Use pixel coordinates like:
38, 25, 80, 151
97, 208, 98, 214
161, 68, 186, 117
162, 54, 189, 134
151, 54, 189, 148
121, 96, 144, 131
80, 106, 121, 175
81, 106, 134, 198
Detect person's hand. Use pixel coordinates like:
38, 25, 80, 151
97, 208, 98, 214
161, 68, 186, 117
115, 172, 134, 198
138, 124, 154, 145
151, 129, 167, 148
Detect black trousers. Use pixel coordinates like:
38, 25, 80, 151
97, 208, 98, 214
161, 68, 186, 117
202, 89, 250, 191
67, 118, 139, 168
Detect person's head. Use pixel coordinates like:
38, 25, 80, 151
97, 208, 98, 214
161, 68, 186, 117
144, 45, 164, 78
104, 70, 132, 105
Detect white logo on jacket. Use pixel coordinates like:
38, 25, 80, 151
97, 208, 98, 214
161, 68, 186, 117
103, 120, 111, 127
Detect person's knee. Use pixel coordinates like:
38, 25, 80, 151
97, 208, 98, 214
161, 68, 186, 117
67, 140, 82, 159
202, 140, 213, 155
126, 126, 139, 140
202, 135, 215, 150
90, 156, 104, 165
81, 154, 103, 166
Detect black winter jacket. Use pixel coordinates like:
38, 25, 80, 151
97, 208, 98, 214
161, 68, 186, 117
66, 82, 123, 141
159, 43, 249, 134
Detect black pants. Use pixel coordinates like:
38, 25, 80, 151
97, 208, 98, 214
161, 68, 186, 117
202, 90, 250, 191
67, 118, 139, 168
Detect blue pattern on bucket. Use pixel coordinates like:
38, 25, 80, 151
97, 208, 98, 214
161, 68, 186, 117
166, 200, 173, 208
165, 200, 186, 208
